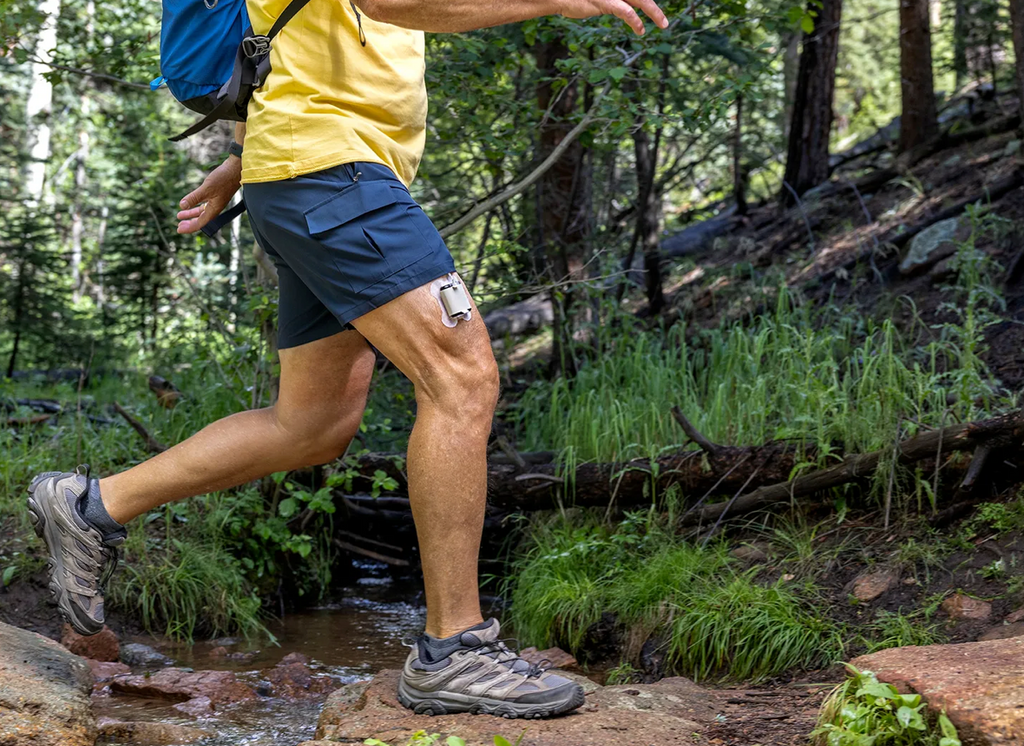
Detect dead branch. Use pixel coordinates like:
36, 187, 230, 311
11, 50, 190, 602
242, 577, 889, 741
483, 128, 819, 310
682, 410, 1024, 525
333, 538, 410, 567
112, 402, 168, 454
671, 407, 723, 458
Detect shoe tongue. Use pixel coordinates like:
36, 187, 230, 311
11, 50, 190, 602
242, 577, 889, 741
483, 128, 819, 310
459, 618, 500, 647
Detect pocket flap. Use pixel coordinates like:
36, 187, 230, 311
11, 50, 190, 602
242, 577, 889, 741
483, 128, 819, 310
304, 180, 399, 236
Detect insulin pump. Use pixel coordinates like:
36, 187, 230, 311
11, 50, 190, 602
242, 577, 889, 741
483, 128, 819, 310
439, 273, 471, 321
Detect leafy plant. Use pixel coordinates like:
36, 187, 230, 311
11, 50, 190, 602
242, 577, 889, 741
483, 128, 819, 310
812, 665, 961, 746
863, 610, 945, 653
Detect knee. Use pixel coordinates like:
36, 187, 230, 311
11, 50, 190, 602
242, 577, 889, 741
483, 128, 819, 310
416, 345, 500, 422
272, 405, 363, 467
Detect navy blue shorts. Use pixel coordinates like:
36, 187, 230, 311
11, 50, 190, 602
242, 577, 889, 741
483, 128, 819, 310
244, 162, 456, 349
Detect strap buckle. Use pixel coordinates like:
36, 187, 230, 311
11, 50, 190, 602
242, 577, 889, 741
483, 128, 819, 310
242, 35, 271, 59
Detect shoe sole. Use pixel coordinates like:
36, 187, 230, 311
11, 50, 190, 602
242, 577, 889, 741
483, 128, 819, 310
397, 679, 586, 719
27, 473, 104, 636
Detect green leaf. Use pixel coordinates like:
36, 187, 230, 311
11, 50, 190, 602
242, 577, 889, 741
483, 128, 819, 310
2, 566, 16, 586
446, 738, 466, 746
801, 15, 815, 33
608, 67, 628, 82
278, 497, 298, 518
896, 705, 915, 728
494, 737, 513, 746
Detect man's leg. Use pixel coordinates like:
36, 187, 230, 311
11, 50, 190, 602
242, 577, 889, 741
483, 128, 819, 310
351, 276, 497, 640
27, 329, 375, 635
100, 330, 376, 523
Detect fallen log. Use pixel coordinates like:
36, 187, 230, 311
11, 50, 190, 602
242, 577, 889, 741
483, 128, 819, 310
682, 409, 1024, 525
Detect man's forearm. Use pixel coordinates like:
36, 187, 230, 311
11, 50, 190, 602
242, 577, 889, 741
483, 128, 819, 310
354, 0, 562, 33
235, 122, 246, 146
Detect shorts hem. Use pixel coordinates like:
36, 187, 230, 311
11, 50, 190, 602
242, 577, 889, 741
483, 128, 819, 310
339, 256, 456, 328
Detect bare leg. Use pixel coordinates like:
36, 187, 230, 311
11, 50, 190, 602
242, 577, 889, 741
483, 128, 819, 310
352, 275, 498, 639
99, 330, 375, 524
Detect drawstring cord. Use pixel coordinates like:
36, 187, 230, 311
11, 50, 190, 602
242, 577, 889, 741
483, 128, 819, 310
349, 1, 367, 47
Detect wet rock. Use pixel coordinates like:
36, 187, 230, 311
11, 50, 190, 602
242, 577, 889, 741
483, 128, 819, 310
849, 568, 898, 602
978, 622, 1024, 641
519, 646, 578, 671
208, 646, 228, 658
1005, 608, 1024, 624
225, 650, 257, 662
281, 652, 309, 666
110, 668, 255, 706
88, 659, 131, 683
209, 637, 240, 647
314, 670, 723, 746
851, 637, 1024, 745
731, 542, 769, 563
0, 621, 97, 746
942, 593, 993, 621
61, 623, 120, 662
120, 642, 173, 668
97, 717, 211, 744
262, 661, 336, 699
900, 217, 960, 275
173, 696, 214, 718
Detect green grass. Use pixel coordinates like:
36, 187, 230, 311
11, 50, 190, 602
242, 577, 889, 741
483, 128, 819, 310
862, 610, 946, 653
503, 510, 844, 683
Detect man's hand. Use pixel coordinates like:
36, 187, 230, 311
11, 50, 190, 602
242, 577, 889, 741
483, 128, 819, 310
176, 156, 242, 235
559, 0, 669, 35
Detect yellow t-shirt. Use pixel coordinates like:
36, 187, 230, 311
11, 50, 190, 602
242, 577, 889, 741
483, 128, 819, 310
241, 0, 427, 186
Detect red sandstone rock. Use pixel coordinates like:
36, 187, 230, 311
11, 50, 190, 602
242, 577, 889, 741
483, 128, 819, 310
978, 622, 1024, 641
97, 717, 211, 744
263, 661, 336, 698
281, 652, 309, 666
849, 569, 898, 602
851, 637, 1024, 745
109, 668, 255, 706
61, 623, 120, 662
942, 593, 993, 621
87, 659, 130, 683
173, 696, 214, 718
519, 646, 578, 670
208, 646, 228, 658
314, 669, 723, 746
1005, 608, 1024, 624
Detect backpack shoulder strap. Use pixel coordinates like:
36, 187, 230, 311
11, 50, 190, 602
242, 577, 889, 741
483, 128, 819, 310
268, 0, 314, 39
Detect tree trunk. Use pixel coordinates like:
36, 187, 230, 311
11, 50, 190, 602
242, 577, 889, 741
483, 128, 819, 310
632, 118, 665, 313
69, 0, 95, 303
733, 93, 748, 215
534, 37, 592, 374
782, 32, 802, 139
24, 0, 61, 204
899, 0, 939, 151
781, 0, 843, 201
954, 0, 969, 88
6, 262, 28, 378
1012, 0, 1024, 132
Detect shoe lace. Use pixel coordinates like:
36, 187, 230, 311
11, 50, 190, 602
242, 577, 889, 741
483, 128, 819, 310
464, 636, 550, 678
73, 463, 120, 588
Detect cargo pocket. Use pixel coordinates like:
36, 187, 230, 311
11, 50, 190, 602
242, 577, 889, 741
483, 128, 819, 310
303, 180, 418, 294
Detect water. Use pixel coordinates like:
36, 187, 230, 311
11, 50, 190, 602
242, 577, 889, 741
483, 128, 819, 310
94, 564, 428, 745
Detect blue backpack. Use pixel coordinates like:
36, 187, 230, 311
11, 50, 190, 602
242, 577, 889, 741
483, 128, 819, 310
154, 0, 312, 143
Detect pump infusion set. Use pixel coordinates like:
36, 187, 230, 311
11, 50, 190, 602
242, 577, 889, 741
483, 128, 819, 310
438, 273, 471, 321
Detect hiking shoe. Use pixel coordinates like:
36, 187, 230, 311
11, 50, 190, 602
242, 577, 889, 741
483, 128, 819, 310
26, 469, 124, 636
398, 618, 585, 719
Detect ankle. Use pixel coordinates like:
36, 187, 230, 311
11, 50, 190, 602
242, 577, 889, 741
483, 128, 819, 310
426, 615, 486, 640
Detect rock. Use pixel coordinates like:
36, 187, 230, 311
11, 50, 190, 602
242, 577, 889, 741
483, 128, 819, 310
120, 642, 173, 668
225, 650, 257, 662
0, 621, 97, 746
110, 668, 255, 706
929, 256, 956, 282
61, 623, 120, 662
849, 568, 898, 602
851, 637, 1024, 745
314, 670, 723, 746
942, 593, 993, 621
519, 646, 578, 671
208, 646, 228, 658
979, 622, 1024, 641
731, 542, 769, 562
899, 217, 960, 275
173, 696, 214, 718
208, 637, 240, 647
1005, 608, 1024, 625
88, 659, 131, 683
261, 661, 336, 699
280, 652, 308, 666
97, 717, 211, 744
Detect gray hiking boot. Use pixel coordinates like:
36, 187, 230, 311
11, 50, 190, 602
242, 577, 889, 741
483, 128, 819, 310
398, 619, 585, 719
26, 468, 124, 636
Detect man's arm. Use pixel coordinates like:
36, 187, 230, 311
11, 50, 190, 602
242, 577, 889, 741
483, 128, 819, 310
354, 0, 668, 37
176, 123, 246, 235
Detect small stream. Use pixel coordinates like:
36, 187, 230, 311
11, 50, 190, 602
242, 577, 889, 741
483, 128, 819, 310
94, 562, 429, 745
